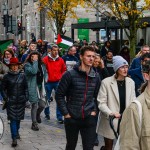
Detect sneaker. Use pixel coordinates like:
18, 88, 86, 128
45, 115, 50, 120
58, 119, 64, 124
31, 122, 39, 131
11, 139, 17, 147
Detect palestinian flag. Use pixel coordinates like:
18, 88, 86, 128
56, 34, 73, 49
0, 39, 14, 53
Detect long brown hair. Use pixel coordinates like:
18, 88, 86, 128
3, 48, 15, 58
139, 82, 148, 94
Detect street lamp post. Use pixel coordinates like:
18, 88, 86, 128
20, 0, 23, 40
95, 2, 100, 44
2, 0, 9, 40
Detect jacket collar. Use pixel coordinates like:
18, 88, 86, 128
74, 64, 96, 78
48, 53, 59, 61
145, 87, 150, 109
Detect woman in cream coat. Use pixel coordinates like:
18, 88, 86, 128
97, 56, 136, 150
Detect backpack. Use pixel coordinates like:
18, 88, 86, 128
114, 100, 142, 150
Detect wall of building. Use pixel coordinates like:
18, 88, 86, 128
0, 0, 98, 43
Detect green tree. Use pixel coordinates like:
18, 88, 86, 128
39, 0, 85, 35
85, 0, 150, 57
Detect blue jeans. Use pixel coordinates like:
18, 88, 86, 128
44, 82, 63, 120
10, 120, 20, 139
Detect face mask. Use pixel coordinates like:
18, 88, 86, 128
4, 58, 10, 64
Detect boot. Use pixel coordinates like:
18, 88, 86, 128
31, 122, 39, 131
11, 139, 17, 147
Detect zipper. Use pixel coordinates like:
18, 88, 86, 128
82, 75, 88, 119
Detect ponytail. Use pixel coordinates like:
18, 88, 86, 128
139, 81, 148, 94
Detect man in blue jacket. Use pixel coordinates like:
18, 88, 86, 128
130, 45, 150, 70
128, 53, 150, 96
62, 46, 79, 71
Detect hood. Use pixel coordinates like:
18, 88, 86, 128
48, 53, 59, 61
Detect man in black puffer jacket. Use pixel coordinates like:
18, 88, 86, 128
56, 46, 101, 150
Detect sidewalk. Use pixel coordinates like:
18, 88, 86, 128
0, 101, 104, 150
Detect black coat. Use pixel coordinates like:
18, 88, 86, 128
2, 71, 29, 120
55, 65, 101, 119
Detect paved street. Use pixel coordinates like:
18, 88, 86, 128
0, 100, 104, 150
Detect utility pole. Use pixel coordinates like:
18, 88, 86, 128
6, 0, 9, 39
20, 0, 23, 40
40, 3, 45, 40
2, 0, 9, 40
95, 2, 99, 44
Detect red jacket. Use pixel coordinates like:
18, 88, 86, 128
43, 56, 66, 82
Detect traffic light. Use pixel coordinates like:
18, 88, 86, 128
17, 22, 22, 34
2, 15, 9, 27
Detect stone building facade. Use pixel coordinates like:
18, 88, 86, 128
0, 0, 97, 43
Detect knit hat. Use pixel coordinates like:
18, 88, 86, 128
113, 56, 129, 72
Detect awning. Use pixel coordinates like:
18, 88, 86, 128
71, 17, 150, 30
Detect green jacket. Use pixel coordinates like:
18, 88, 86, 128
25, 61, 39, 103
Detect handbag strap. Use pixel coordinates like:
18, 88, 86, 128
132, 100, 142, 131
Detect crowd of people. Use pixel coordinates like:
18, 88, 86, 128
0, 37, 150, 150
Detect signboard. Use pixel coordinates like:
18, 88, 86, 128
78, 18, 89, 42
